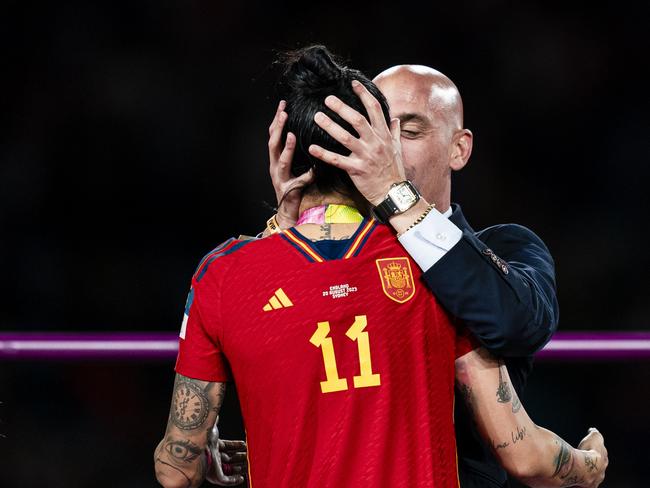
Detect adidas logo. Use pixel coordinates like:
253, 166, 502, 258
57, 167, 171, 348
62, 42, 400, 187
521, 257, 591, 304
263, 288, 294, 312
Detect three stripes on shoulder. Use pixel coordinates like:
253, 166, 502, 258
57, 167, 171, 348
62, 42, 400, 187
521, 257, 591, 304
263, 288, 294, 312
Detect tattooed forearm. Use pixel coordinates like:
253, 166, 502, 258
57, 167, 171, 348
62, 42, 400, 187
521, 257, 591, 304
171, 376, 220, 431
551, 436, 585, 487
552, 438, 573, 477
496, 362, 513, 403
157, 377, 226, 488
490, 425, 528, 452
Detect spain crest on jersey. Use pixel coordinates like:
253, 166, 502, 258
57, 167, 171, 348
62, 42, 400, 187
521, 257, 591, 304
376, 257, 416, 303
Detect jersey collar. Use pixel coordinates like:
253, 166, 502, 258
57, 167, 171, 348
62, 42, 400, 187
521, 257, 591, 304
281, 218, 378, 263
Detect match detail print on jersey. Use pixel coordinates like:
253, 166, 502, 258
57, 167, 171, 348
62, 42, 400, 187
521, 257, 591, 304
376, 257, 416, 303
310, 315, 381, 394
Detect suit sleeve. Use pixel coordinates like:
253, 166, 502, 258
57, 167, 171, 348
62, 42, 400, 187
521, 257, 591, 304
422, 224, 559, 357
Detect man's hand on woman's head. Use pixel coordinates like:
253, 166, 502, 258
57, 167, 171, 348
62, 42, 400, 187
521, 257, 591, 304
308, 80, 407, 206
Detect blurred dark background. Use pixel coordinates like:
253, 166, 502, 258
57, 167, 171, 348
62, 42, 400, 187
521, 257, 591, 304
1, 0, 648, 486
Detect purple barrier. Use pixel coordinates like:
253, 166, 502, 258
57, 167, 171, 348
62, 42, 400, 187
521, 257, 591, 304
0, 331, 649, 361
0, 332, 178, 361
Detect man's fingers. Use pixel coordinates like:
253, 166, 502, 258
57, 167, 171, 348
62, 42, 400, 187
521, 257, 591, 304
221, 451, 248, 463
323, 95, 373, 139
389, 118, 401, 144
314, 112, 362, 153
219, 439, 247, 451
308, 144, 357, 172
351, 79, 390, 133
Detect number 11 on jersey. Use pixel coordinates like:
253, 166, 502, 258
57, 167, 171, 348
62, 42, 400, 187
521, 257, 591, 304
310, 315, 381, 394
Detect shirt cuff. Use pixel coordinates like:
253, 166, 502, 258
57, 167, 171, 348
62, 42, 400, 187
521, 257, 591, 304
397, 208, 463, 271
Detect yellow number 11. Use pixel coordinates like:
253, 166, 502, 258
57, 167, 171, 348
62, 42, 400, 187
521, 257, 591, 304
309, 315, 381, 394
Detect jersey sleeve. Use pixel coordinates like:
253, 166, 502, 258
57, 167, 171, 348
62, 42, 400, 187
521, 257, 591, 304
175, 283, 232, 382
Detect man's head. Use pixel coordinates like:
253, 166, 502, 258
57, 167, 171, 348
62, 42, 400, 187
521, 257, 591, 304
373, 65, 473, 210
278, 45, 390, 199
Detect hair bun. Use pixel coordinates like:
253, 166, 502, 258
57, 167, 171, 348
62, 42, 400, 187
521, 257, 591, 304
279, 45, 345, 95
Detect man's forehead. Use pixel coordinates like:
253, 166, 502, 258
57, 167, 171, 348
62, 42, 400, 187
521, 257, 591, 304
376, 70, 462, 127
376, 80, 435, 124
377, 78, 430, 111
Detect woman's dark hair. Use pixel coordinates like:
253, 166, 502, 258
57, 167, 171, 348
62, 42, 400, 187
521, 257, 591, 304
278, 45, 390, 198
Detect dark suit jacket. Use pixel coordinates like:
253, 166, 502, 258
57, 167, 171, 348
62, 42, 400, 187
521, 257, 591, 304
422, 204, 559, 487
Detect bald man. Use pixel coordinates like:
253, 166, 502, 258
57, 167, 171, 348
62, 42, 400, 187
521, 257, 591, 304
267, 65, 560, 487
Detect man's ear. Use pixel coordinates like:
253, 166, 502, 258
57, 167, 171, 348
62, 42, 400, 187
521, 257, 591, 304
450, 129, 473, 171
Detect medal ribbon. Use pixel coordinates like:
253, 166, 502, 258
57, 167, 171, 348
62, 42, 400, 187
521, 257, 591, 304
295, 204, 364, 225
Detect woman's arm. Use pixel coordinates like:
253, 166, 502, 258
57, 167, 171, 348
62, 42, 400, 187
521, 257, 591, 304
456, 348, 608, 487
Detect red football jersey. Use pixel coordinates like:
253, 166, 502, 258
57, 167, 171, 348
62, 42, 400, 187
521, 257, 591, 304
176, 220, 474, 487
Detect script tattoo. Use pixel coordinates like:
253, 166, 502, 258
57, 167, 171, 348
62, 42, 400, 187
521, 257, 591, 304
492, 439, 510, 450
164, 437, 202, 464
496, 362, 513, 404
172, 376, 210, 430
511, 425, 527, 444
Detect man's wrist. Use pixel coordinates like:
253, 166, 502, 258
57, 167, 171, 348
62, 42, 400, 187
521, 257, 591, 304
388, 199, 431, 234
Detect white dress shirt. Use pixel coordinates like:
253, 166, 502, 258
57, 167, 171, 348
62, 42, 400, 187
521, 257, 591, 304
397, 206, 463, 272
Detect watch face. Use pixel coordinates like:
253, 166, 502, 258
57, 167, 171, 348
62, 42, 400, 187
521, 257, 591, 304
389, 183, 418, 212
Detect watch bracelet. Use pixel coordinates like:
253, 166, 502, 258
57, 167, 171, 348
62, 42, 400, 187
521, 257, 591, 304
396, 204, 436, 238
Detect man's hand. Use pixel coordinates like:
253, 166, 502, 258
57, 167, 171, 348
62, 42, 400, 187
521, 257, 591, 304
268, 100, 314, 229
308, 79, 406, 206
577, 428, 608, 488
206, 419, 247, 486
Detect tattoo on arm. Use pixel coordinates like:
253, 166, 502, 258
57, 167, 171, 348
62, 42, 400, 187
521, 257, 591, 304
492, 439, 510, 450
496, 362, 523, 413
551, 437, 584, 486
171, 376, 223, 431
490, 425, 528, 453
552, 438, 573, 477
496, 362, 513, 404
585, 452, 598, 472
156, 376, 226, 487
164, 437, 202, 463
511, 392, 522, 413
511, 425, 528, 444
